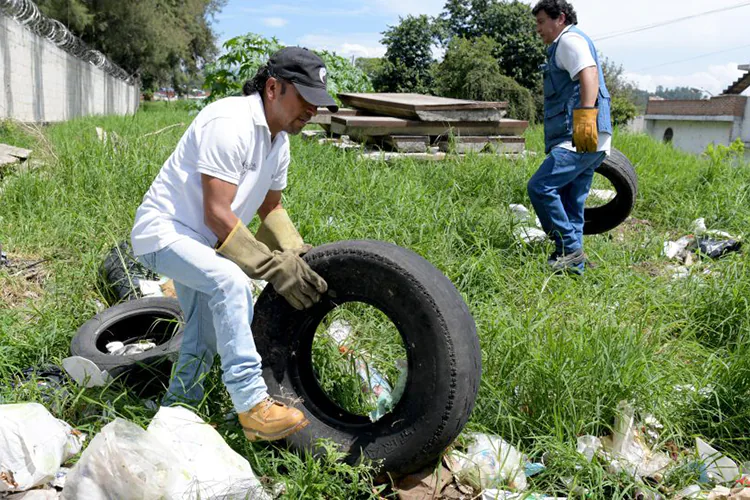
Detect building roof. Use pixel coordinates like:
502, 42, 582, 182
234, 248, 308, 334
721, 64, 750, 95
645, 95, 747, 120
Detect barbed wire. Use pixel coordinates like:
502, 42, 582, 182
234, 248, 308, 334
0, 0, 136, 84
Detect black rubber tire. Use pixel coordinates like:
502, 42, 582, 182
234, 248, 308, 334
71, 297, 184, 376
583, 147, 638, 235
99, 241, 159, 304
252, 240, 481, 475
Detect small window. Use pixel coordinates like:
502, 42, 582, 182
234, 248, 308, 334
663, 128, 674, 143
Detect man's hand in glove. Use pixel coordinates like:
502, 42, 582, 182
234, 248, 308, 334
217, 220, 327, 310
572, 107, 598, 153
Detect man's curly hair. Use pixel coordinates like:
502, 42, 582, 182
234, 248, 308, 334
243, 65, 287, 96
532, 0, 578, 25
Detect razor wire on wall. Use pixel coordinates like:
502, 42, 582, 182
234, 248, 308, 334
0, 0, 136, 84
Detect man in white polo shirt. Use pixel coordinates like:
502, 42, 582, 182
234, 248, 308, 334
131, 47, 337, 442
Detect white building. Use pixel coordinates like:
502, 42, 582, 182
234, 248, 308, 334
644, 64, 750, 159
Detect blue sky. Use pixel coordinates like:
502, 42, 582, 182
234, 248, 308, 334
213, 0, 750, 95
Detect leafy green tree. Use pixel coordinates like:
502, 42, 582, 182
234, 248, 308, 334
355, 57, 384, 83
373, 15, 436, 93
202, 34, 372, 106
610, 96, 637, 127
36, 0, 225, 90
434, 36, 535, 121
438, 0, 545, 89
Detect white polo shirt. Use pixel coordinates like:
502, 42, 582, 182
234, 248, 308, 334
553, 25, 611, 155
131, 93, 290, 256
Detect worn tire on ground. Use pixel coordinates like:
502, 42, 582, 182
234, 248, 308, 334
252, 240, 481, 475
71, 297, 184, 384
583, 147, 638, 235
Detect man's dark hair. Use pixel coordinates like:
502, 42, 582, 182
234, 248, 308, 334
531, 0, 578, 25
243, 65, 287, 96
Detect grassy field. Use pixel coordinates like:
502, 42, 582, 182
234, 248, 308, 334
1, 101, 750, 498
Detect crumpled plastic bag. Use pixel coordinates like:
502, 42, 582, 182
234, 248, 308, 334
697, 238, 742, 259
0, 403, 85, 492
61, 408, 271, 500
451, 433, 527, 491
147, 406, 271, 500
61, 418, 182, 500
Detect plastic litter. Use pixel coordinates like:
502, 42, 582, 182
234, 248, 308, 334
146, 406, 271, 499
509, 204, 547, 244
0, 403, 85, 493
514, 226, 548, 244
697, 238, 742, 259
369, 359, 408, 422
576, 435, 603, 462
697, 437, 740, 484
589, 189, 617, 203
105, 340, 157, 356
599, 401, 671, 480
675, 484, 703, 498
451, 433, 527, 491
664, 236, 696, 261
524, 462, 545, 477
61, 356, 110, 388
4, 489, 61, 499
481, 490, 565, 500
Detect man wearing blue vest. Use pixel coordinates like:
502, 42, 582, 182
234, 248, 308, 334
529, 0, 612, 274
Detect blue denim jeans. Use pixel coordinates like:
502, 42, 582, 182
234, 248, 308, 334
137, 237, 268, 413
527, 148, 607, 254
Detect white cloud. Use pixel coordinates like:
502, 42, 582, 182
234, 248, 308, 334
371, 0, 443, 17
297, 34, 386, 58
625, 63, 746, 95
263, 17, 288, 28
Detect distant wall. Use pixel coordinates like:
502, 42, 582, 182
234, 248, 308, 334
645, 118, 734, 156
0, 12, 139, 123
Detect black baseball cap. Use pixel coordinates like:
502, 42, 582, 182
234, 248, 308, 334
268, 47, 339, 112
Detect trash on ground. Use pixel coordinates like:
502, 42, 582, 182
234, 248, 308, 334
599, 401, 671, 481
692, 218, 738, 240
481, 489, 566, 500
697, 437, 740, 484
105, 340, 156, 356
576, 435, 603, 462
663, 236, 697, 262
589, 189, 616, 203
697, 238, 742, 259
62, 407, 272, 500
514, 226, 548, 244
369, 359, 407, 422
4, 488, 61, 499
0, 403, 84, 493
61, 356, 111, 388
675, 484, 703, 499
524, 462, 545, 477
393, 459, 455, 500
451, 432, 527, 491
705, 485, 750, 499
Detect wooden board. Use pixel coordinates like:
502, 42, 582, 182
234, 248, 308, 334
383, 135, 429, 153
308, 108, 362, 125
330, 115, 528, 138
437, 136, 525, 154
338, 93, 508, 122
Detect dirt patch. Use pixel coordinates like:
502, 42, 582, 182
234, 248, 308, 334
613, 217, 652, 243
0, 252, 50, 308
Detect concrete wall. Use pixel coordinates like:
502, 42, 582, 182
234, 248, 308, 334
645, 118, 734, 156
0, 13, 139, 123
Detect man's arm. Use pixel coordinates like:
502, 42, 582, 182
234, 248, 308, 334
202, 174, 239, 245
577, 66, 599, 107
257, 190, 283, 221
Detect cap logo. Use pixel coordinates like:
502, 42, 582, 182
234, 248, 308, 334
319, 67, 327, 84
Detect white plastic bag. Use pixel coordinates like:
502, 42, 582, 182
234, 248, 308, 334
147, 406, 271, 500
452, 433, 527, 491
61, 418, 182, 500
0, 403, 84, 492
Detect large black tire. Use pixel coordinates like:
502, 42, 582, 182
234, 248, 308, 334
583, 147, 638, 235
252, 240, 481, 475
99, 241, 159, 304
71, 297, 184, 381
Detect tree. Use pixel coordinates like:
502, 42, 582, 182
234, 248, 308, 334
610, 96, 637, 127
373, 15, 436, 93
202, 33, 372, 107
438, 0, 546, 89
354, 57, 384, 83
36, 0, 226, 90
434, 36, 535, 121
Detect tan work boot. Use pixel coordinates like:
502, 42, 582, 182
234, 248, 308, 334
238, 397, 309, 442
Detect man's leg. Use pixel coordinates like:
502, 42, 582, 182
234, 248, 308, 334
161, 283, 217, 408
139, 237, 267, 413
560, 151, 607, 249
527, 148, 590, 255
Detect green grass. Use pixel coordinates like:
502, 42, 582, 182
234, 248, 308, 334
2, 106, 750, 498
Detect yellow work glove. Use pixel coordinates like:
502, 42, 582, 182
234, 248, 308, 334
217, 220, 327, 310
255, 208, 305, 252
572, 107, 599, 153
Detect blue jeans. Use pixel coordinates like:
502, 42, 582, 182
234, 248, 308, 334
527, 148, 607, 254
137, 237, 268, 413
